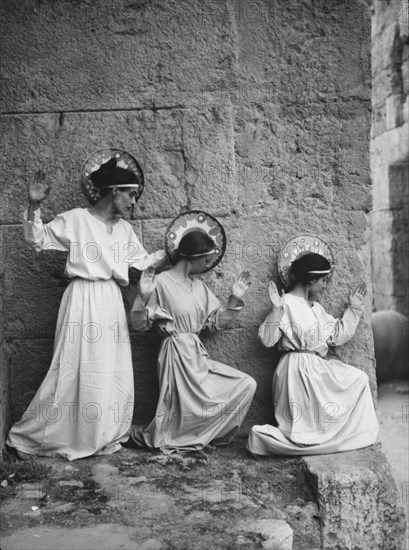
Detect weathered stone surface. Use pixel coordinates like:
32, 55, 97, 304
236, 518, 293, 550
0, 524, 147, 550
236, 0, 370, 104
0, 106, 235, 224
371, 0, 409, 318
303, 447, 407, 550
1, 0, 380, 489
0, 0, 237, 113
7, 338, 54, 424
2, 226, 68, 339
372, 0, 408, 103
140, 218, 173, 257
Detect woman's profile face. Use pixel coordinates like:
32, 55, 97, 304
191, 254, 214, 274
309, 275, 329, 295
112, 188, 138, 218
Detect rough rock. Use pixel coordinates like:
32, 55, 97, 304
236, 518, 293, 550
303, 447, 407, 550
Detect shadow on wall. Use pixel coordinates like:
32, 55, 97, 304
389, 158, 409, 317
371, 310, 409, 383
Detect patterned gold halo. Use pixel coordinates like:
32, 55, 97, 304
165, 210, 227, 273
81, 148, 144, 205
278, 234, 334, 288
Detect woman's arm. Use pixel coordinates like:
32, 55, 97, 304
325, 282, 367, 346
131, 267, 156, 331
127, 225, 167, 272
258, 281, 285, 347
27, 170, 50, 221
24, 170, 69, 252
208, 272, 250, 331
130, 268, 174, 332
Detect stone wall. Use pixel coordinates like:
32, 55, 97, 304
371, 0, 409, 315
0, 0, 375, 441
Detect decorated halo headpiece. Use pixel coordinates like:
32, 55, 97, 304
81, 148, 144, 205
278, 234, 334, 288
165, 210, 227, 273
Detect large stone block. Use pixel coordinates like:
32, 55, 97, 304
303, 447, 407, 549
232, 101, 372, 217
7, 338, 55, 426
0, 0, 237, 113
2, 226, 67, 340
0, 106, 235, 224
233, 0, 370, 103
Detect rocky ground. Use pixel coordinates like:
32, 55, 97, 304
0, 380, 407, 550
0, 438, 320, 550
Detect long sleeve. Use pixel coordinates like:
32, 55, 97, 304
23, 208, 70, 252
147, 249, 167, 269
258, 309, 283, 348
130, 289, 173, 332
323, 304, 364, 346
205, 299, 244, 332
127, 224, 166, 271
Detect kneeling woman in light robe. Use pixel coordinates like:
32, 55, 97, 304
130, 229, 257, 454
247, 252, 379, 457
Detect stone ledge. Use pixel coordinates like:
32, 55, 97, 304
303, 446, 406, 550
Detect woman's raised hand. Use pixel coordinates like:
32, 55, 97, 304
28, 170, 51, 205
138, 267, 157, 305
231, 271, 251, 300
349, 282, 367, 310
268, 281, 285, 309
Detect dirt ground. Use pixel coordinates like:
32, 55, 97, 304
0, 380, 407, 550
1, 438, 321, 550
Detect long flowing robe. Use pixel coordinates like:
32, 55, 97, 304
247, 293, 379, 456
7, 207, 163, 461
130, 271, 257, 453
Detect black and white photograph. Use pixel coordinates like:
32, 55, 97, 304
0, 1, 408, 549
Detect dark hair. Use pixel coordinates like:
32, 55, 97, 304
90, 158, 138, 188
176, 231, 215, 261
289, 252, 331, 287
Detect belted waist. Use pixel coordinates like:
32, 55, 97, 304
167, 331, 200, 337
289, 350, 319, 356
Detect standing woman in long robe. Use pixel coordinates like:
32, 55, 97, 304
248, 251, 379, 457
130, 220, 257, 454
6, 151, 165, 461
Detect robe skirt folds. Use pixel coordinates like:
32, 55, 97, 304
247, 294, 379, 456
130, 271, 257, 454
8, 279, 133, 460
7, 207, 163, 460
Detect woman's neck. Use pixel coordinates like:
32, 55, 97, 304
170, 260, 193, 280
289, 283, 310, 301
88, 197, 117, 223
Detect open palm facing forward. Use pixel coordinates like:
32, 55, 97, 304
28, 170, 51, 204
349, 282, 367, 310
231, 271, 251, 300
268, 281, 285, 309
139, 267, 157, 305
